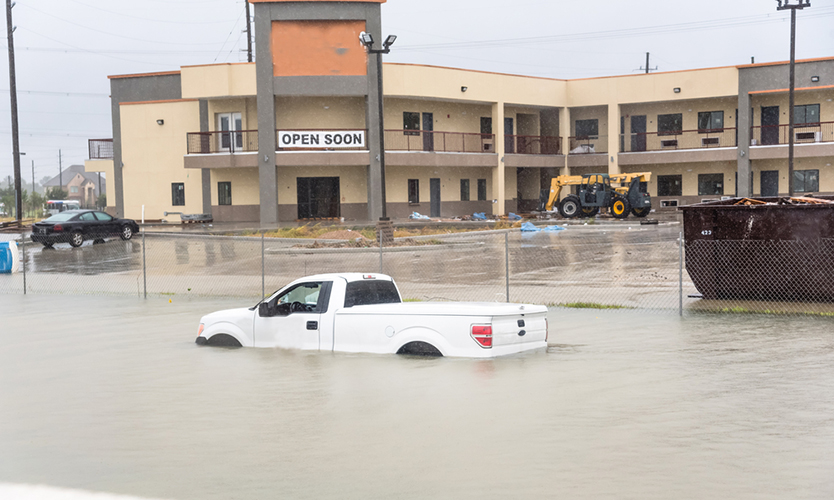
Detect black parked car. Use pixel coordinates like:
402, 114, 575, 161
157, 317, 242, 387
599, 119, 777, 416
31, 210, 140, 248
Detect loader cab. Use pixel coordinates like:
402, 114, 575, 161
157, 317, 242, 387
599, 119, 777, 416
579, 174, 611, 208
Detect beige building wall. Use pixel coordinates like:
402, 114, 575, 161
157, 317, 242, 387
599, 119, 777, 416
210, 168, 260, 206
181, 63, 256, 99
385, 166, 493, 203
84, 159, 115, 211
120, 100, 202, 220
384, 98, 493, 134
208, 98, 258, 131
275, 97, 366, 130
750, 89, 834, 125
276, 166, 367, 205
751, 157, 834, 195
622, 161, 737, 198
620, 97, 738, 133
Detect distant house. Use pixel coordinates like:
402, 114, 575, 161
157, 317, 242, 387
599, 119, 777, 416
42, 165, 105, 208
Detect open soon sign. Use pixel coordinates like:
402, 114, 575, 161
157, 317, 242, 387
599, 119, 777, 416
278, 130, 366, 149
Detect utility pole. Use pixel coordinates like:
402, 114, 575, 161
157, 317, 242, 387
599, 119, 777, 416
245, 0, 253, 63
5, 0, 21, 220
777, 0, 811, 197
58, 149, 62, 189
639, 52, 658, 74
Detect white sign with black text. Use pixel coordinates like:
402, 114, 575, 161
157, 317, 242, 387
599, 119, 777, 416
277, 130, 365, 149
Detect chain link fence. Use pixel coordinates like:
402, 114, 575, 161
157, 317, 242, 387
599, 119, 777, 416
3, 227, 834, 316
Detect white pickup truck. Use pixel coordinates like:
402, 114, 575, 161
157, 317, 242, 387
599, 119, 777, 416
196, 273, 548, 358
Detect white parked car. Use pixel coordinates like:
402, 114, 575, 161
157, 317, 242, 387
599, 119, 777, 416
196, 273, 548, 358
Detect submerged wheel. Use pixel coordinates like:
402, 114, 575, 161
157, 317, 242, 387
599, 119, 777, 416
397, 341, 442, 357
120, 225, 133, 240
631, 207, 651, 218
69, 231, 84, 247
558, 196, 581, 219
580, 206, 599, 218
610, 196, 631, 219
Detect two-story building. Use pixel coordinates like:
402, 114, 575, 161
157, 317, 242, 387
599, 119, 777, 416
85, 0, 834, 223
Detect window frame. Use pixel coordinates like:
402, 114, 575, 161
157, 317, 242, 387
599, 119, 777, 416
477, 179, 487, 201
172, 183, 185, 206
657, 175, 682, 197
697, 173, 724, 196
794, 169, 819, 193
403, 112, 420, 136
657, 113, 683, 136
794, 104, 820, 126
574, 119, 599, 139
218, 181, 232, 206
697, 111, 724, 133
408, 179, 420, 204
460, 179, 470, 202
480, 117, 493, 135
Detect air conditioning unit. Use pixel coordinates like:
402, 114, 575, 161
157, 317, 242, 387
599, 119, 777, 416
660, 200, 679, 207
661, 140, 678, 148
701, 137, 720, 147
483, 143, 493, 152
795, 131, 821, 142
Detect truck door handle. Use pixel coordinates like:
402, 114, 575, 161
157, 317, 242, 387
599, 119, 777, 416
306, 321, 318, 330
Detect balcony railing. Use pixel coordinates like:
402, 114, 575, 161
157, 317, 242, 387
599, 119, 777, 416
750, 122, 834, 146
88, 139, 113, 159
187, 130, 259, 154
505, 135, 562, 155
568, 135, 608, 155
619, 128, 737, 152
385, 130, 495, 153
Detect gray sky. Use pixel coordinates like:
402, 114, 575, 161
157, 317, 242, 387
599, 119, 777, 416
1, 0, 833, 184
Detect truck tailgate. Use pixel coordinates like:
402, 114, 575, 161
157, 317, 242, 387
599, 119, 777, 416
490, 310, 547, 347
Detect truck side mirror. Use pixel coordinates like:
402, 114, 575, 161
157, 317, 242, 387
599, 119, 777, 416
275, 302, 291, 317
258, 302, 272, 317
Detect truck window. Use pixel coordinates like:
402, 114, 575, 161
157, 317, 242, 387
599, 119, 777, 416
344, 280, 401, 308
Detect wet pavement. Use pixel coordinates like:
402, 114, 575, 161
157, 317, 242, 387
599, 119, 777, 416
1, 294, 832, 499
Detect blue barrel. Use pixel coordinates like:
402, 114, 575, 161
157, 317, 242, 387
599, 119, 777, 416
0, 241, 19, 274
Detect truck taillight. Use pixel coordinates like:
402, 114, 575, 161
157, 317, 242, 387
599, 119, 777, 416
545, 318, 549, 342
198, 323, 204, 336
471, 325, 492, 348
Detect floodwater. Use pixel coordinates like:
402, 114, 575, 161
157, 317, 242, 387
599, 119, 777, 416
1, 295, 833, 499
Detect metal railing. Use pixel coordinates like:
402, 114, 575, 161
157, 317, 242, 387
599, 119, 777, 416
276, 129, 368, 151
88, 139, 113, 160
385, 130, 495, 153
186, 130, 259, 154
505, 135, 562, 155
619, 128, 737, 152
750, 121, 834, 146
567, 135, 608, 154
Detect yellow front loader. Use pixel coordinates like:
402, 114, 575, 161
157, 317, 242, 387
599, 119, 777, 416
540, 172, 653, 219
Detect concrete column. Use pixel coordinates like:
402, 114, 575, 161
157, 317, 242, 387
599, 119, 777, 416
254, 4, 279, 224
492, 102, 505, 216
199, 99, 212, 215
607, 103, 621, 175
560, 107, 571, 178
737, 93, 752, 197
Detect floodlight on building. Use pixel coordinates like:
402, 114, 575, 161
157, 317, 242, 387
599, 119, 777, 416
673, 87, 681, 93
383, 35, 397, 48
156, 119, 164, 125
461, 86, 468, 92
359, 31, 374, 47
811, 75, 820, 82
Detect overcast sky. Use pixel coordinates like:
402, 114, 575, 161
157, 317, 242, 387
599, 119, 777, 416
1, 0, 833, 185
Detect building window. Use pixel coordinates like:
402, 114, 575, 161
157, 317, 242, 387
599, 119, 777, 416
698, 173, 723, 196
794, 104, 820, 125
575, 119, 598, 139
657, 114, 683, 136
697, 111, 724, 133
657, 175, 682, 196
408, 179, 419, 204
480, 117, 492, 134
477, 179, 487, 201
172, 183, 185, 206
460, 179, 470, 201
218, 182, 232, 206
403, 112, 420, 136
70, 186, 79, 194
794, 169, 819, 193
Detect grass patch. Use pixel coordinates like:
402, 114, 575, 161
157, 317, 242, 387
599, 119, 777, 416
715, 306, 834, 317
403, 298, 422, 302
551, 302, 635, 310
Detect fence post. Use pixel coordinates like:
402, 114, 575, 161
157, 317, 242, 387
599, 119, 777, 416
261, 232, 265, 299
379, 228, 383, 274
505, 231, 510, 303
142, 228, 147, 299
679, 231, 683, 316
21, 237, 26, 295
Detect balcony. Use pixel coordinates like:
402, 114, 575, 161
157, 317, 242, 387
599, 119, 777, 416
750, 122, 834, 146
568, 136, 608, 155
620, 128, 737, 153
505, 135, 562, 155
385, 130, 494, 153
187, 130, 259, 154
88, 139, 113, 159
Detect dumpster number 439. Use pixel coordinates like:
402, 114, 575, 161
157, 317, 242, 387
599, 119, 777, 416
701, 230, 713, 236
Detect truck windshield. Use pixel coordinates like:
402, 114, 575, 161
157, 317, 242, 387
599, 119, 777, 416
344, 280, 401, 308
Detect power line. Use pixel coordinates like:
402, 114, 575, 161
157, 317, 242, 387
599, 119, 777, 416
62, 0, 238, 25
0, 89, 109, 97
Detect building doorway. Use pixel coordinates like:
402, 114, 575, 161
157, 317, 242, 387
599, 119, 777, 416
761, 106, 780, 145
422, 112, 434, 151
430, 178, 441, 217
297, 177, 340, 219
761, 170, 779, 197
217, 112, 243, 151
631, 115, 647, 152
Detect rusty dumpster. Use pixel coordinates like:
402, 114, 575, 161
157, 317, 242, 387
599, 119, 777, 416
679, 197, 834, 302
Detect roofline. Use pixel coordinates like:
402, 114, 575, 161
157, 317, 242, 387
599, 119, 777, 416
749, 83, 834, 95
737, 55, 834, 69
567, 64, 739, 82
180, 62, 255, 69
108, 70, 181, 80
383, 62, 567, 82
120, 98, 198, 106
